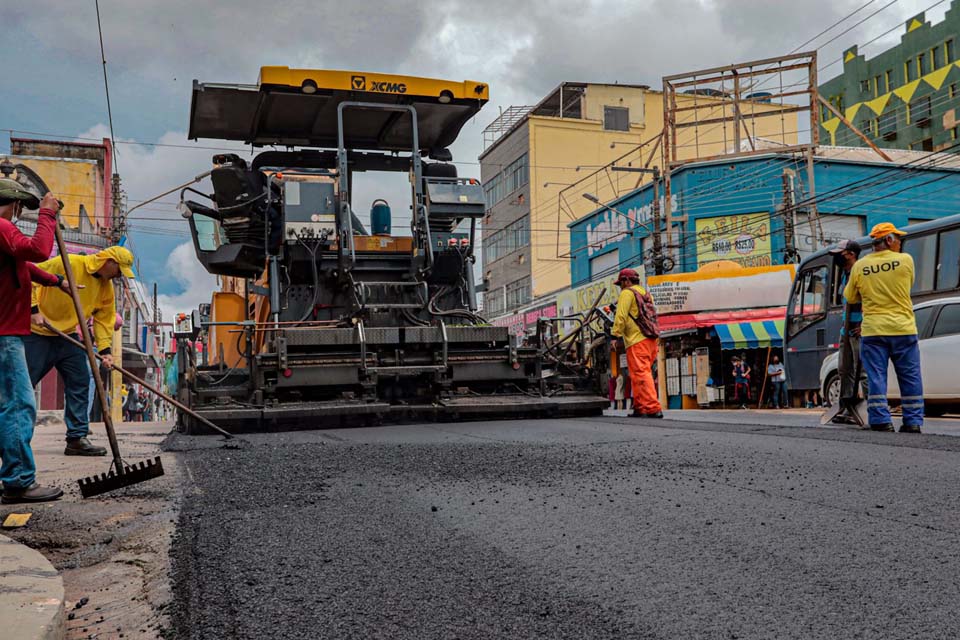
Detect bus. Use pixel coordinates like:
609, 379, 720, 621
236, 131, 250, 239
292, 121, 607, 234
784, 213, 960, 402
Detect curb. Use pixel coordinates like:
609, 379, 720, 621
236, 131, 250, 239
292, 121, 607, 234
0, 533, 65, 640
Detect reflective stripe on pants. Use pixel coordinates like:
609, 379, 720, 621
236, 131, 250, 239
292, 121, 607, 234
626, 338, 661, 415
860, 334, 924, 427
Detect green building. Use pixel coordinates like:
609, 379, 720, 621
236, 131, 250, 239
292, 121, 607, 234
819, 4, 960, 152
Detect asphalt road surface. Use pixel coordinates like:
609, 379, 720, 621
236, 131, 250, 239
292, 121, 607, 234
167, 415, 960, 639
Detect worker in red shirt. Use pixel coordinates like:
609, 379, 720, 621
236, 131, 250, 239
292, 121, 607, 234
0, 180, 75, 503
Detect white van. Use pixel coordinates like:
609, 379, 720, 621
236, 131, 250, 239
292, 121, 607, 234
819, 296, 960, 417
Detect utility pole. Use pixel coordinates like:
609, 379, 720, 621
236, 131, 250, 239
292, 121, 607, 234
781, 171, 799, 264
110, 173, 124, 243
611, 166, 666, 275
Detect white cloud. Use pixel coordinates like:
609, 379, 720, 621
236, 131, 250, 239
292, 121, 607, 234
156, 242, 218, 322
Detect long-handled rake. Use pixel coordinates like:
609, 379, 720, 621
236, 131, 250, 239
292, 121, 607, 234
52, 224, 165, 498
45, 325, 240, 441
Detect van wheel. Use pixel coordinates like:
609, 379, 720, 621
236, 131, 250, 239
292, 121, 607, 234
824, 373, 841, 409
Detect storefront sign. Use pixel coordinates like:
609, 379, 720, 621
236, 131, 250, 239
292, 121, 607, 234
555, 265, 645, 335
647, 264, 794, 314
524, 303, 557, 327
586, 194, 679, 257
491, 312, 524, 337
695, 212, 772, 268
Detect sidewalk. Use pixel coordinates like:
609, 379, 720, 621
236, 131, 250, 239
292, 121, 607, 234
604, 407, 960, 436
0, 532, 64, 640
0, 417, 179, 640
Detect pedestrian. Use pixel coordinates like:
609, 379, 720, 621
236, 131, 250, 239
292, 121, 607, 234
125, 383, 140, 424
766, 355, 788, 409
0, 183, 70, 503
732, 356, 751, 409
28, 246, 135, 455
87, 312, 124, 423
611, 268, 662, 418
843, 223, 923, 433
829, 239, 868, 425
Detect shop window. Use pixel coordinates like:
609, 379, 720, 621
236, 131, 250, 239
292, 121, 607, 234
936, 228, 960, 291
603, 106, 630, 132
932, 304, 960, 338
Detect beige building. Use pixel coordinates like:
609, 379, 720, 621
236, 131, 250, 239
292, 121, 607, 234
479, 82, 799, 316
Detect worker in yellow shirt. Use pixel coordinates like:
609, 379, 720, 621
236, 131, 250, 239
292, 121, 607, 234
27, 246, 135, 455
842, 223, 922, 433
611, 268, 662, 418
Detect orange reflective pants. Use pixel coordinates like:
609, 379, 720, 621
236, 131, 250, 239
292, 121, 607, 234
626, 338, 661, 414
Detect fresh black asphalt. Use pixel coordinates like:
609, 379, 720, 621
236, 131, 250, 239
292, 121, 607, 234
166, 416, 960, 639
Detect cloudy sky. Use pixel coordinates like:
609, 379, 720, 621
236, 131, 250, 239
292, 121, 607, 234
3, 0, 949, 318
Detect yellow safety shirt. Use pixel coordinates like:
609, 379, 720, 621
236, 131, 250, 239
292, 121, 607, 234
843, 250, 916, 336
31, 254, 117, 351
612, 285, 651, 349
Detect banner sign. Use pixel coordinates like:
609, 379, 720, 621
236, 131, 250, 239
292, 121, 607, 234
695, 212, 772, 268
647, 265, 794, 314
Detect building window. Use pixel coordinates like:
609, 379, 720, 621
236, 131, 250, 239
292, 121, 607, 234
859, 79, 871, 93
483, 173, 504, 209
857, 118, 872, 135
932, 46, 941, 70
921, 137, 934, 151
905, 59, 915, 82
603, 106, 630, 132
885, 69, 893, 92
947, 39, 955, 64
873, 75, 881, 97
504, 276, 531, 310
911, 95, 932, 125
482, 215, 530, 265
952, 127, 958, 141
505, 154, 528, 194
878, 111, 897, 139
918, 52, 927, 77
482, 154, 528, 209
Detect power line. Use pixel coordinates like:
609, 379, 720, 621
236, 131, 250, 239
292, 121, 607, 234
94, 0, 118, 172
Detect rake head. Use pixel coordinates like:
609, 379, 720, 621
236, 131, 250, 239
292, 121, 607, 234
77, 456, 165, 499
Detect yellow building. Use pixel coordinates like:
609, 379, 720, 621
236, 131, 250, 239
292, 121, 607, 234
2, 137, 114, 233
479, 82, 798, 315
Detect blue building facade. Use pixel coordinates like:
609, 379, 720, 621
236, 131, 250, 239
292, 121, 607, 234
569, 152, 960, 286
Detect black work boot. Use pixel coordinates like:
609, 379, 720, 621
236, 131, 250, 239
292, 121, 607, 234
65, 437, 108, 456
1, 482, 64, 504
899, 424, 922, 434
870, 423, 894, 432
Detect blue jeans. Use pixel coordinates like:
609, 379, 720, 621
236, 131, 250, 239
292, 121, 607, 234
23, 333, 91, 440
861, 335, 924, 427
770, 380, 788, 408
0, 337, 38, 489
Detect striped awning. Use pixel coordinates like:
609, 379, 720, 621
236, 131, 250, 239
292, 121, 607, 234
714, 319, 785, 350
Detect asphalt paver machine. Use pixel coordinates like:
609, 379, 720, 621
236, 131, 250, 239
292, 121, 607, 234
175, 67, 607, 432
